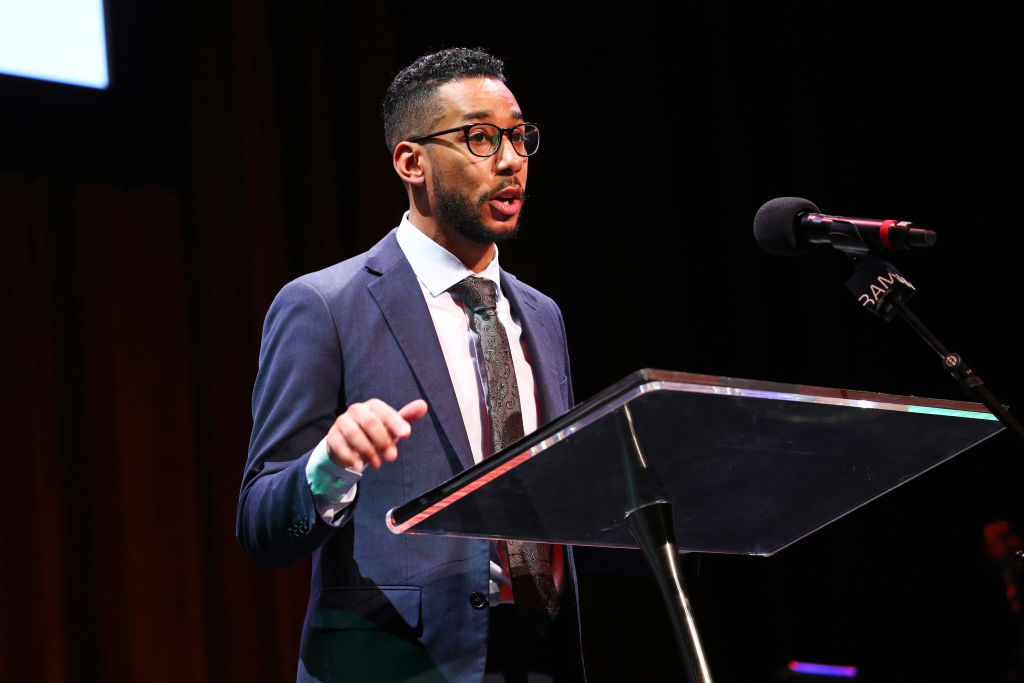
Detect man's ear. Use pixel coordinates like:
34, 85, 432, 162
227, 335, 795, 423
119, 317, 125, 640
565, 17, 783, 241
393, 141, 427, 187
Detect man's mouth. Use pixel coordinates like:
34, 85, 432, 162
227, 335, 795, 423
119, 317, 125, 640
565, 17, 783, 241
487, 186, 523, 216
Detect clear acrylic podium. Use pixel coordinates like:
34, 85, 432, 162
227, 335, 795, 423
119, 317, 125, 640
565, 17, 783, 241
386, 370, 1004, 681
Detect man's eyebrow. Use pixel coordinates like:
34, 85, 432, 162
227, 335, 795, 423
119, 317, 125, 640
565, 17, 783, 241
460, 109, 524, 122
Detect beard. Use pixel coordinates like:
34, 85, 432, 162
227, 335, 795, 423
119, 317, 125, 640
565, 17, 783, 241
431, 167, 523, 246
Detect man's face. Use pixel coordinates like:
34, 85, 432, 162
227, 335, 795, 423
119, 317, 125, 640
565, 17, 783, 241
424, 77, 528, 245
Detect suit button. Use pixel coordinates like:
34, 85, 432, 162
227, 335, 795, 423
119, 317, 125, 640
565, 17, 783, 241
286, 517, 311, 538
469, 591, 488, 610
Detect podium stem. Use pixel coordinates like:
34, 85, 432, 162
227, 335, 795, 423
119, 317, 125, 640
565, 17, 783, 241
626, 500, 713, 683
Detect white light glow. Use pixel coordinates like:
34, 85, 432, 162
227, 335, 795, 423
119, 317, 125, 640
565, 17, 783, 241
0, 0, 109, 89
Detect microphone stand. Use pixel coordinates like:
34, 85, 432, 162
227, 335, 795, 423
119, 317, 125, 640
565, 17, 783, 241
845, 252, 1024, 448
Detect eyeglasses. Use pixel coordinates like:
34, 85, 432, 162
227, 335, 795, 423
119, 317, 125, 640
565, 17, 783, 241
408, 123, 540, 158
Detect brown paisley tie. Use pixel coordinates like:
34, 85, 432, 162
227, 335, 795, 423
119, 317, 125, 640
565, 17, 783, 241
448, 276, 560, 630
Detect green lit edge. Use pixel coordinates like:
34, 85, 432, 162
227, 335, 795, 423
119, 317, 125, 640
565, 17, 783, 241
907, 405, 999, 420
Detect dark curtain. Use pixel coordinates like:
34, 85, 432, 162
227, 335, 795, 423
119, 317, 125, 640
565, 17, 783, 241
3, 2, 1023, 681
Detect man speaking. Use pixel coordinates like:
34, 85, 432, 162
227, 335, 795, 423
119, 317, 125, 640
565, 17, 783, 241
238, 48, 583, 681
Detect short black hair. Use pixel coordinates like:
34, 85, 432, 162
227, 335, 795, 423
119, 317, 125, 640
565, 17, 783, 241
382, 47, 506, 153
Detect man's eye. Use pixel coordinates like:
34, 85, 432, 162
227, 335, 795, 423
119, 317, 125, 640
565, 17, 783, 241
467, 131, 490, 144
508, 131, 524, 143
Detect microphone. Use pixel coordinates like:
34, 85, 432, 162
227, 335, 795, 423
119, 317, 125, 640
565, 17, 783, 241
753, 196, 937, 256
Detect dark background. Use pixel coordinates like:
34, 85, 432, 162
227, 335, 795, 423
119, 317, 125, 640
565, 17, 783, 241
3, 2, 1022, 681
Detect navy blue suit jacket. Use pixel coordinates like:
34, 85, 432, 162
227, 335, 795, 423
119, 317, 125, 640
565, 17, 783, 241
238, 229, 576, 681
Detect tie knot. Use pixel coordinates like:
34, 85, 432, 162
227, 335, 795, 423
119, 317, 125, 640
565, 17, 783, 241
449, 277, 497, 312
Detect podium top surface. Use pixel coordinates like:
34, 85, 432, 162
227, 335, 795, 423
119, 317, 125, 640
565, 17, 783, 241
387, 370, 1003, 556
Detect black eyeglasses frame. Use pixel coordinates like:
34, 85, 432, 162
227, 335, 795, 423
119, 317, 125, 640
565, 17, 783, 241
407, 122, 540, 158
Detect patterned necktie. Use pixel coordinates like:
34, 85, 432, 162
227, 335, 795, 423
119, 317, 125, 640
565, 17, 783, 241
448, 276, 560, 630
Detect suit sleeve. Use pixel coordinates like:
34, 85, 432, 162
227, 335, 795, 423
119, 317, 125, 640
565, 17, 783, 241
237, 279, 347, 568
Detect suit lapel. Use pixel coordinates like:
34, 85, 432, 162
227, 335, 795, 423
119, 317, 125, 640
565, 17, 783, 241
365, 232, 475, 471
501, 271, 563, 423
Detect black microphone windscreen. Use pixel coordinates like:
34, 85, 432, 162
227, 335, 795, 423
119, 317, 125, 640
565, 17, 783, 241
754, 196, 820, 256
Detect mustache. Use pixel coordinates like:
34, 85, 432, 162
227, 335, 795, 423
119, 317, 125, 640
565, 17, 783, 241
477, 179, 524, 203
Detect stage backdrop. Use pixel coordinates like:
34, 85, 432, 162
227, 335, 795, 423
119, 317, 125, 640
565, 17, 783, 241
3, 2, 1022, 681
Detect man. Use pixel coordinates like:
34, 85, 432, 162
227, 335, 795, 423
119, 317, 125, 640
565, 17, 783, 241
238, 48, 583, 681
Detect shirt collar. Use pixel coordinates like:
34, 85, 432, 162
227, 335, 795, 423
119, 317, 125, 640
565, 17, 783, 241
395, 213, 502, 298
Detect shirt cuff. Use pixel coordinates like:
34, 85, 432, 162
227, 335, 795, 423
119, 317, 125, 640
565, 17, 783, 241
305, 436, 361, 527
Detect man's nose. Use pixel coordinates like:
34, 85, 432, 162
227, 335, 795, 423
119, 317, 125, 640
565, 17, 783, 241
493, 133, 524, 174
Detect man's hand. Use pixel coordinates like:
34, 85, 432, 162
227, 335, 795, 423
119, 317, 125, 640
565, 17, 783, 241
325, 398, 429, 471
